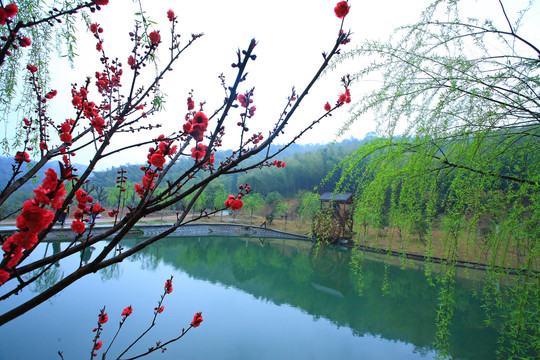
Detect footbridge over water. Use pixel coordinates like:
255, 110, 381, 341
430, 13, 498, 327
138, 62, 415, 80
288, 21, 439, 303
138, 223, 311, 241
0, 222, 312, 242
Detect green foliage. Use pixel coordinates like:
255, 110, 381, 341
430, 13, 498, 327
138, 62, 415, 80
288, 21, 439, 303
265, 191, 283, 205
0, 1, 93, 154
434, 266, 456, 359
238, 139, 363, 197
311, 208, 338, 244
212, 185, 229, 210
243, 192, 264, 212
273, 200, 289, 217
350, 246, 365, 296
242, 192, 264, 223
296, 190, 319, 223
331, 0, 539, 357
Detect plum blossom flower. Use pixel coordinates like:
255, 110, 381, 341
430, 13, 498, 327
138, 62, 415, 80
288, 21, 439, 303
149, 31, 160, 45
42, 168, 58, 192
19, 36, 31, 47
0, 4, 16, 26
238, 94, 248, 108
16, 200, 54, 232
150, 153, 166, 168
165, 279, 173, 294
187, 97, 195, 110
14, 151, 30, 163
225, 195, 243, 210
71, 220, 85, 234
92, 202, 103, 214
26, 64, 37, 73
5, 247, 23, 268
4, 3, 18, 18
334, 1, 350, 19
121, 306, 133, 317
98, 312, 108, 324
3, 231, 38, 251
60, 133, 72, 143
191, 143, 207, 161
0, 270, 10, 285
191, 312, 203, 327
50, 184, 66, 210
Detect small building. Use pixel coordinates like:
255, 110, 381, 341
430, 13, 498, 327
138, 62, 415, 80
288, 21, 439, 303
312, 193, 354, 244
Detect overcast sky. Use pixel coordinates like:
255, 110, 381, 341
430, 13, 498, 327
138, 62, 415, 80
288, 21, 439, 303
40, 0, 540, 170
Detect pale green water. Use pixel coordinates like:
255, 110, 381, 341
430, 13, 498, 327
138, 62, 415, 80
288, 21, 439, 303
0, 236, 499, 359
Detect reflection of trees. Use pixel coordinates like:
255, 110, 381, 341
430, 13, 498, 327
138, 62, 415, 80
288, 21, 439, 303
265, 247, 287, 270
99, 247, 122, 281
140, 251, 160, 271
310, 244, 340, 276
128, 236, 500, 359
232, 245, 258, 282
80, 246, 95, 265
205, 242, 228, 266
26, 267, 63, 295
175, 239, 205, 267
99, 262, 121, 282
23, 242, 65, 296
289, 255, 312, 284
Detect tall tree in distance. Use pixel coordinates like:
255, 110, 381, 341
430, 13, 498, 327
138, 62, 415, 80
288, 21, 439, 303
331, 0, 538, 358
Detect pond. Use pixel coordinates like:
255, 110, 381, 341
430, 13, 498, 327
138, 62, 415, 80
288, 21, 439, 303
0, 236, 500, 359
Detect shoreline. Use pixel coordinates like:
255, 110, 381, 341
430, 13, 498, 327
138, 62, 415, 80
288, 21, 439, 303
1, 215, 534, 276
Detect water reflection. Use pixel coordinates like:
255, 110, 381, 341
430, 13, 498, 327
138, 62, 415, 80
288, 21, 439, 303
121, 236, 499, 360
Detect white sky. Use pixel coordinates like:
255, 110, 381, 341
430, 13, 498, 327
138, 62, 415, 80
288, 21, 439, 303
30, 0, 540, 170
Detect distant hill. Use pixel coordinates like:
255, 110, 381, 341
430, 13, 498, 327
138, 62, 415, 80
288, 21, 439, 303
0, 157, 88, 191
0, 137, 369, 217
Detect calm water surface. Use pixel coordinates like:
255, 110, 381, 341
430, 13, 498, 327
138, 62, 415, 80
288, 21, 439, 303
0, 236, 499, 359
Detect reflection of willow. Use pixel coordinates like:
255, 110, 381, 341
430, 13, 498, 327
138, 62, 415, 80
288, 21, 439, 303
99, 247, 122, 281
129, 244, 161, 271
140, 251, 160, 271
20, 242, 65, 295
80, 246, 95, 265
99, 262, 121, 281
25, 267, 63, 295
309, 243, 351, 297
310, 243, 339, 276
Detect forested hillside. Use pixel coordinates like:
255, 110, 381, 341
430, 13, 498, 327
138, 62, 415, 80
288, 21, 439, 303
0, 138, 365, 218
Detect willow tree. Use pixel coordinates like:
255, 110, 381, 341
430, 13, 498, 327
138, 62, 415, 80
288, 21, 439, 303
0, 0, 99, 154
330, 0, 539, 358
